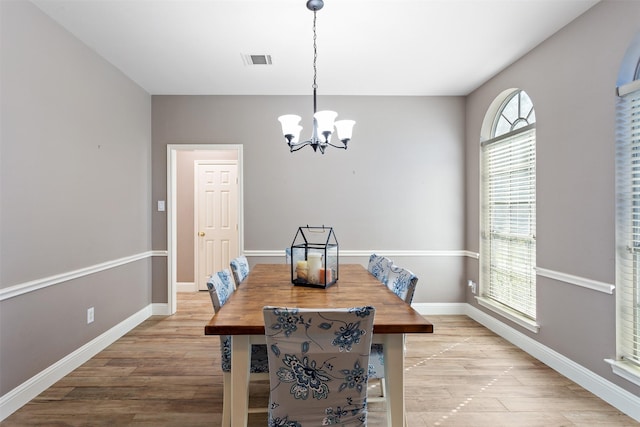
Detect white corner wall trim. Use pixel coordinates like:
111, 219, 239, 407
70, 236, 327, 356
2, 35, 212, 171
466, 304, 640, 423
243, 249, 477, 258
0, 250, 168, 302
151, 303, 171, 316
535, 267, 615, 294
0, 304, 154, 422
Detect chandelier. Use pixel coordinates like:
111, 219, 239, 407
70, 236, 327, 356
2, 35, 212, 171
277, 0, 355, 154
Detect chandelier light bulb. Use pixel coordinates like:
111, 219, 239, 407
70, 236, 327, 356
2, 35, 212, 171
278, 115, 302, 143
313, 110, 338, 143
334, 119, 356, 143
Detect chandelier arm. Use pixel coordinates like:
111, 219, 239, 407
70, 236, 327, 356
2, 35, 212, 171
288, 139, 316, 152
325, 141, 349, 150
289, 142, 311, 152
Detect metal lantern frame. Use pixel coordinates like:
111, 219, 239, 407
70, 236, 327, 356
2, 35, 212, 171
290, 225, 339, 288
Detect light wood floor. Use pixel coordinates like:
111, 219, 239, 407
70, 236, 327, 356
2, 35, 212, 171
2, 291, 638, 426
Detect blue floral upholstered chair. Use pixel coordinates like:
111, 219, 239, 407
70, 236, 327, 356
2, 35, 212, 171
367, 343, 387, 402
368, 265, 419, 401
206, 269, 269, 426
367, 253, 392, 285
230, 255, 250, 288
386, 264, 419, 305
262, 306, 376, 427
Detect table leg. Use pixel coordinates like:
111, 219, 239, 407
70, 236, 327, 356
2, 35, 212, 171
382, 334, 405, 427
230, 335, 250, 427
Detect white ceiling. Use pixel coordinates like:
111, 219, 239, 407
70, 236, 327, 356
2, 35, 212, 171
32, 0, 600, 96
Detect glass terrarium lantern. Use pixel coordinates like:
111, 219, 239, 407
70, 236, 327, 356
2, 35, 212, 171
290, 226, 339, 288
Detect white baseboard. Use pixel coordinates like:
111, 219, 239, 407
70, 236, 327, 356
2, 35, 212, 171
0, 305, 153, 421
463, 304, 640, 423
151, 303, 171, 316
412, 302, 467, 315
177, 282, 196, 293
3, 301, 639, 423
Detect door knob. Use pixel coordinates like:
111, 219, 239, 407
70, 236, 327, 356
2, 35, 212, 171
198, 231, 205, 237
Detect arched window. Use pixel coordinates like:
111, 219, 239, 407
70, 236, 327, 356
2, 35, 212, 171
493, 90, 536, 137
614, 32, 640, 380
480, 89, 537, 325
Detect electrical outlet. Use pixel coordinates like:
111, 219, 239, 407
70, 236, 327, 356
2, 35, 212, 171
467, 280, 477, 295
87, 307, 94, 324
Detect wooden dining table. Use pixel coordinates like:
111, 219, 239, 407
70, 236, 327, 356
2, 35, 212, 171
204, 263, 434, 426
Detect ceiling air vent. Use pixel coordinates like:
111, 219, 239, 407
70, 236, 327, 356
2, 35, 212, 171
243, 54, 273, 66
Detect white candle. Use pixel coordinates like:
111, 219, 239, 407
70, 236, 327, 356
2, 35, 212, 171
307, 253, 322, 284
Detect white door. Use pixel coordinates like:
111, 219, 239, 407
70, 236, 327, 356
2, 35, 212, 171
195, 162, 239, 291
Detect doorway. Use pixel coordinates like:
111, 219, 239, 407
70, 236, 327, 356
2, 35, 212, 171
167, 144, 244, 314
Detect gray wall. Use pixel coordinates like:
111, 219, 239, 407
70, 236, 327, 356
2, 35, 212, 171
4, 0, 640, 414
0, 0, 152, 395
464, 0, 640, 396
152, 95, 468, 303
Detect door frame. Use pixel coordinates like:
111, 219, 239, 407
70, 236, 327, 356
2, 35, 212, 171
167, 144, 244, 314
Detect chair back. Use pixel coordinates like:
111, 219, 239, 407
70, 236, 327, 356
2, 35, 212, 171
207, 270, 269, 373
263, 306, 376, 427
367, 253, 392, 285
387, 265, 419, 304
230, 255, 250, 287
206, 269, 235, 312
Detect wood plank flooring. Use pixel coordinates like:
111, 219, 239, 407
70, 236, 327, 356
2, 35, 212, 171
1, 291, 637, 426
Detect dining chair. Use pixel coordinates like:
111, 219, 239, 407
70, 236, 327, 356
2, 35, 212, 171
367, 343, 387, 402
368, 265, 419, 402
229, 255, 250, 288
367, 253, 392, 285
386, 264, 419, 304
206, 269, 269, 426
262, 305, 376, 426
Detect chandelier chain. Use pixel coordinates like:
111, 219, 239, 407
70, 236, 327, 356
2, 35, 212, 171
312, 10, 318, 90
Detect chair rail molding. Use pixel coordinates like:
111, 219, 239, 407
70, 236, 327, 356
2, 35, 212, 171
535, 267, 615, 294
466, 256, 614, 294
244, 249, 477, 258
0, 251, 167, 301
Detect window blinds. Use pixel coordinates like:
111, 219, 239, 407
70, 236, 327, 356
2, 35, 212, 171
616, 86, 640, 367
482, 125, 537, 320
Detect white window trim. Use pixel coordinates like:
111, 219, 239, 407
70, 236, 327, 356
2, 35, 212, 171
614, 82, 640, 385
480, 91, 537, 322
606, 359, 640, 388
617, 79, 640, 97
476, 296, 540, 333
